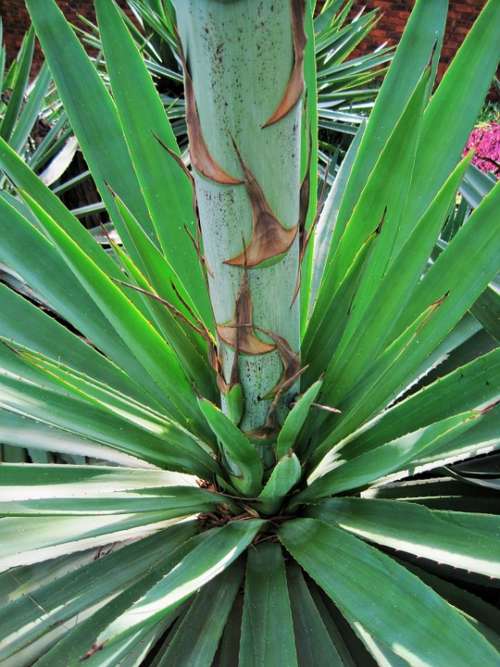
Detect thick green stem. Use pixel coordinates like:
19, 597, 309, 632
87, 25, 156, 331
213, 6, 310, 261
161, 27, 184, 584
174, 0, 303, 433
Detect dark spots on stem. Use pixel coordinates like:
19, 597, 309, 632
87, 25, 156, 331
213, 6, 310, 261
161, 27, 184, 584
177, 38, 242, 185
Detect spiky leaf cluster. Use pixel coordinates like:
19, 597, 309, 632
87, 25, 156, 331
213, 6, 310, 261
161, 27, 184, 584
0, 0, 499, 665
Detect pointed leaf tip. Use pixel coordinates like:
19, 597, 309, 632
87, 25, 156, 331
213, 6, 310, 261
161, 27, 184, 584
217, 273, 276, 356
181, 53, 242, 185
224, 138, 298, 267
262, 0, 306, 127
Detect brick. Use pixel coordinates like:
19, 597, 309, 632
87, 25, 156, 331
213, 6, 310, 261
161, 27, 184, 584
1, 0, 491, 87
0, 0, 132, 72
344, 0, 486, 82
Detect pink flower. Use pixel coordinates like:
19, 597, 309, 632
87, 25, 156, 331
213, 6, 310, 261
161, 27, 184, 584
463, 123, 499, 179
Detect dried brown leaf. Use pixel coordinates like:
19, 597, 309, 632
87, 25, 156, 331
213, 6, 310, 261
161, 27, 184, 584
224, 139, 298, 267
173, 28, 241, 185
182, 56, 242, 185
217, 273, 275, 355
262, 0, 306, 127
115, 279, 211, 342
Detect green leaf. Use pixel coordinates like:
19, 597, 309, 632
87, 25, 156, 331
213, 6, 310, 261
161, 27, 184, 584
36, 616, 174, 667
110, 238, 216, 399
307, 584, 359, 667
0, 196, 157, 401
0, 137, 128, 284
25, 0, 157, 250
276, 380, 322, 459
298, 410, 482, 506
0, 28, 34, 142
287, 561, 343, 667
0, 463, 193, 493
392, 182, 500, 343
404, 562, 500, 652
10, 341, 193, 437
344, 347, 500, 460
309, 498, 500, 578
312, 301, 443, 462
471, 283, 500, 343
226, 382, 244, 427
0, 512, 189, 573
310, 120, 365, 306
303, 225, 376, 383
322, 0, 447, 266
308, 69, 429, 369
461, 163, 496, 209
6, 545, 192, 665
96, 520, 264, 647
198, 398, 263, 497
279, 519, 499, 666
214, 595, 243, 667
299, 0, 319, 329
331, 69, 429, 332
0, 283, 144, 403
314, 0, 345, 34
315, 184, 500, 460
20, 191, 205, 432
0, 138, 150, 317
0, 549, 96, 607
408, 313, 483, 389
1, 445, 25, 464
451, 455, 500, 492
379, 405, 500, 479
9, 62, 51, 153
257, 452, 301, 515
321, 153, 473, 404
0, 409, 155, 468
407, 0, 500, 224
0, 23, 5, 86
367, 473, 500, 512
34, 579, 181, 667
0, 371, 217, 476
156, 563, 243, 667
0, 463, 223, 516
113, 192, 211, 332
240, 544, 297, 667
0, 524, 197, 661
95, 0, 211, 323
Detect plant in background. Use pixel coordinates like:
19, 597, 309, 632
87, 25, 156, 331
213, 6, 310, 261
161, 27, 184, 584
0, 23, 74, 183
0, 1, 499, 665
476, 81, 499, 125
314, 0, 392, 155
79, 0, 392, 148
0, 21, 107, 361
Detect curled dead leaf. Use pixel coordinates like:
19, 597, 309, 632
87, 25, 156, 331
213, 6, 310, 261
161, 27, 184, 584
176, 38, 241, 185
224, 138, 298, 268
217, 273, 276, 355
263, 0, 306, 128
257, 334, 305, 440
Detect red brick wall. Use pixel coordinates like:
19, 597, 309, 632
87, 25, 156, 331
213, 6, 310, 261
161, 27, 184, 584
0, 0, 131, 70
0, 0, 489, 80
347, 0, 488, 80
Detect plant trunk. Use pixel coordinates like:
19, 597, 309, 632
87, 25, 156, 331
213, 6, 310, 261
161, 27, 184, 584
173, 0, 303, 435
